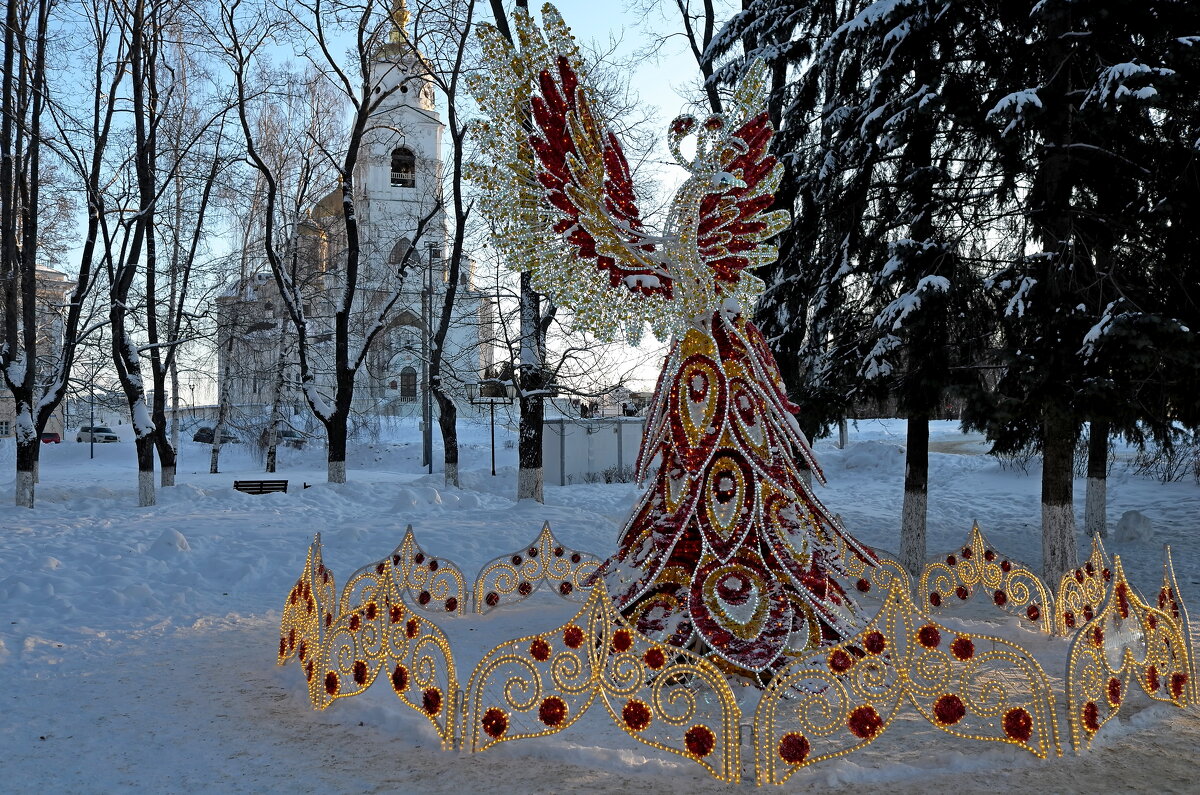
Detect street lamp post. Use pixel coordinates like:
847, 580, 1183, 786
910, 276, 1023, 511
88, 367, 96, 461
187, 381, 196, 455
422, 243, 438, 475
467, 379, 517, 476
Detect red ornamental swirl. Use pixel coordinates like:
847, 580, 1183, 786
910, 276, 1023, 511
667, 354, 727, 474
539, 696, 567, 727
1004, 707, 1033, 743
847, 705, 884, 739
521, 28, 878, 678
593, 316, 877, 675
481, 708, 508, 739
684, 725, 716, 758
933, 694, 966, 726
778, 732, 810, 765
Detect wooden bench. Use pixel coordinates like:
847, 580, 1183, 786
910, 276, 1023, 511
234, 479, 289, 495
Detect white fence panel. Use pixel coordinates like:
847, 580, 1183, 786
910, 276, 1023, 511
543, 417, 645, 486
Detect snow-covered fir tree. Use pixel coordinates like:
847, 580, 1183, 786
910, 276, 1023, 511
976, 0, 1200, 581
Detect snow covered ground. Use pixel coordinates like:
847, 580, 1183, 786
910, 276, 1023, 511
1, 418, 1197, 793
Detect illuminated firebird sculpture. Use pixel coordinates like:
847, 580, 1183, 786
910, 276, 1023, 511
469, 4, 876, 678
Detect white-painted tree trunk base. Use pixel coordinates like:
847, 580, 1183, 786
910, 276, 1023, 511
900, 488, 928, 577
15, 470, 34, 508
161, 465, 176, 488
33, 460, 39, 484
1041, 502, 1077, 583
1084, 477, 1107, 538
444, 462, 459, 489
138, 470, 156, 507
328, 460, 347, 484
517, 467, 543, 503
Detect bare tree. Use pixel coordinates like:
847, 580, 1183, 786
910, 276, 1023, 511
628, 0, 733, 115
96, 0, 228, 505
0, 0, 53, 507
479, 0, 661, 502
141, 17, 231, 488
220, 0, 443, 483
2, 0, 114, 507
411, 0, 478, 488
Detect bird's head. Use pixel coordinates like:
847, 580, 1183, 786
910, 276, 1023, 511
667, 112, 750, 196
711, 171, 747, 191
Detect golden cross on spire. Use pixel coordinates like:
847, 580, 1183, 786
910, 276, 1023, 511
389, 0, 411, 43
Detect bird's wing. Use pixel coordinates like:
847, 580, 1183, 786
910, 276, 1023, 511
695, 110, 790, 293
529, 55, 670, 299
469, 6, 672, 342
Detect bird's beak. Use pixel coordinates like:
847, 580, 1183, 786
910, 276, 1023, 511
712, 171, 747, 190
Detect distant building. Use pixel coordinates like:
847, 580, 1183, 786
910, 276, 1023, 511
0, 266, 76, 438
216, 11, 493, 426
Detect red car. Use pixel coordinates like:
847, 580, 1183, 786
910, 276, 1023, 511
40, 432, 61, 444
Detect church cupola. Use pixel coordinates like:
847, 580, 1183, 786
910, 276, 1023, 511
372, 0, 437, 113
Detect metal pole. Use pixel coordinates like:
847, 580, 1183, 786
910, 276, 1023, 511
89, 372, 95, 460
489, 400, 496, 476
422, 244, 433, 473
559, 418, 565, 487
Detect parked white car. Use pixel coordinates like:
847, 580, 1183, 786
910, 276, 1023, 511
77, 425, 120, 443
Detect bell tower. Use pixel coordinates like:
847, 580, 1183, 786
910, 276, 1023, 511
357, 0, 446, 288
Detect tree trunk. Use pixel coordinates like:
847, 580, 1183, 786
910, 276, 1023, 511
434, 391, 459, 488
136, 435, 156, 507
209, 400, 228, 476
798, 459, 813, 490
167, 359, 180, 485
154, 418, 177, 487
517, 392, 544, 502
1085, 420, 1109, 538
15, 439, 36, 508
1041, 410, 1078, 584
900, 413, 929, 577
517, 270, 547, 502
265, 343, 288, 474
327, 413, 347, 484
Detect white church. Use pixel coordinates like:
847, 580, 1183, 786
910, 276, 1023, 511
217, 9, 494, 430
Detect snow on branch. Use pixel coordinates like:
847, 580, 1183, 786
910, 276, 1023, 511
302, 377, 334, 421
862, 333, 901, 380
1079, 300, 1120, 359
829, 0, 917, 47
1086, 62, 1175, 107
987, 90, 1043, 136
874, 274, 951, 332
1004, 276, 1037, 318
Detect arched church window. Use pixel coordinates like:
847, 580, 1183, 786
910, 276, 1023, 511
391, 147, 415, 188
399, 366, 417, 401
389, 237, 415, 265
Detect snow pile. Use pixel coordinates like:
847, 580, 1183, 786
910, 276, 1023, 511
0, 418, 1197, 792
1115, 509, 1154, 544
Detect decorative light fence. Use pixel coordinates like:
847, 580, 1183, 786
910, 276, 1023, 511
277, 522, 1196, 785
